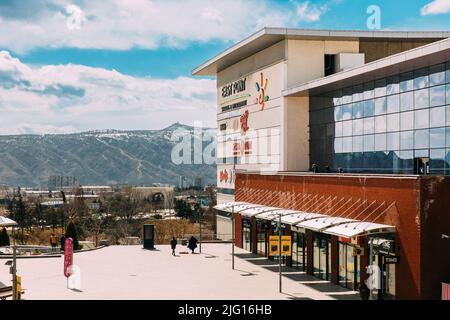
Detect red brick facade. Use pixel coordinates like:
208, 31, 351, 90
233, 172, 450, 300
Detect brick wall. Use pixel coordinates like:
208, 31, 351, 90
235, 173, 450, 299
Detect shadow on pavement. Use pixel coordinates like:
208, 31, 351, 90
235, 251, 360, 300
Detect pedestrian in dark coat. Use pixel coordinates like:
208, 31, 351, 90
170, 237, 177, 256
187, 236, 198, 254
60, 235, 66, 252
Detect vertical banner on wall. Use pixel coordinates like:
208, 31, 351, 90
64, 237, 73, 278
443, 282, 450, 300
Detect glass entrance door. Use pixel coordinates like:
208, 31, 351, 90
291, 231, 307, 271
313, 233, 330, 280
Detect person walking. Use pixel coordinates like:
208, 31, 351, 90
359, 282, 370, 300
50, 233, 57, 253
170, 237, 177, 256
60, 234, 66, 252
187, 236, 198, 254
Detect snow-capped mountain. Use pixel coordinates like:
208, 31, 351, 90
0, 123, 216, 187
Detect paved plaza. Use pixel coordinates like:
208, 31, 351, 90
0, 244, 360, 300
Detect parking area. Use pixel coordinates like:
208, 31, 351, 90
0, 244, 359, 300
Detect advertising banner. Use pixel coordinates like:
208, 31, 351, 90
64, 237, 73, 278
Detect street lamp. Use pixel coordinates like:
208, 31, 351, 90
231, 204, 235, 270
0, 216, 18, 300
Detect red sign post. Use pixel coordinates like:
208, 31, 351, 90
64, 237, 73, 278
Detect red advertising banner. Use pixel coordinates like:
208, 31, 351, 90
442, 282, 450, 300
64, 237, 73, 278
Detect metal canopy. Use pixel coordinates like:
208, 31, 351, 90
213, 202, 249, 211
280, 212, 326, 225
0, 216, 18, 227
239, 206, 280, 218
296, 216, 356, 232
214, 202, 396, 237
323, 221, 396, 238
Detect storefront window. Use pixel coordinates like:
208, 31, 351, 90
242, 219, 252, 252
291, 230, 307, 271
338, 241, 360, 290
313, 233, 330, 280
257, 221, 269, 256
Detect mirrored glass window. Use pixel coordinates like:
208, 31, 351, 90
335, 121, 343, 137
363, 99, 374, 117
333, 90, 342, 106
446, 106, 450, 126
374, 97, 387, 115
387, 94, 400, 113
415, 149, 429, 158
334, 137, 343, 153
447, 84, 450, 104
374, 133, 386, 151
400, 72, 413, 92
387, 113, 400, 132
363, 82, 374, 100
342, 104, 352, 120
343, 87, 353, 104
415, 129, 429, 149
446, 128, 450, 147
334, 106, 342, 121
343, 137, 352, 152
430, 148, 446, 174
430, 64, 445, 86
414, 68, 429, 89
447, 62, 450, 83
374, 115, 387, 133
415, 109, 429, 129
387, 76, 400, 95
400, 111, 414, 131
430, 127, 445, 148
342, 120, 352, 136
353, 119, 363, 135
353, 85, 363, 102
375, 79, 387, 97
414, 88, 429, 109
430, 106, 445, 128
353, 102, 363, 119
400, 92, 414, 111
364, 135, 375, 152
400, 131, 414, 150
363, 117, 375, 134
387, 132, 400, 150
430, 85, 446, 107
353, 136, 363, 152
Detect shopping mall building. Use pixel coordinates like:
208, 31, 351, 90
193, 28, 450, 300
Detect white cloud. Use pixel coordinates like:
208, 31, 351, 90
0, 51, 217, 134
295, 1, 328, 22
0, 0, 295, 53
421, 0, 450, 15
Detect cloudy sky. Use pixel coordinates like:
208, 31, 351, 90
0, 0, 449, 134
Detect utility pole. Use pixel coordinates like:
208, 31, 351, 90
232, 205, 235, 270
12, 226, 17, 300
199, 208, 202, 253
278, 213, 282, 293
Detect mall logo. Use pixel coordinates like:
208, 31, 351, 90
255, 72, 269, 111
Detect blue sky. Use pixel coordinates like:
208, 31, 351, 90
0, 0, 449, 134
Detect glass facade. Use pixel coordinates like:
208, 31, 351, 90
338, 242, 360, 290
256, 220, 269, 256
242, 219, 252, 252
310, 62, 450, 174
313, 233, 331, 280
291, 230, 307, 271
